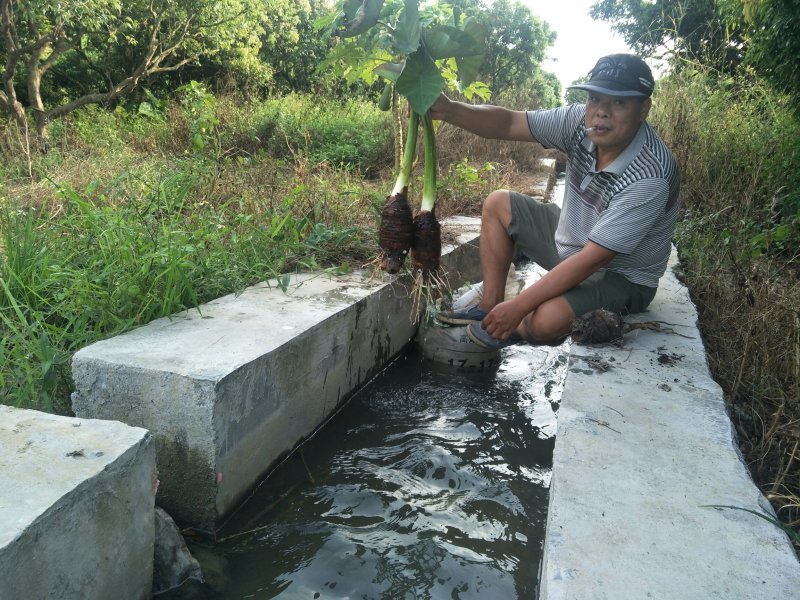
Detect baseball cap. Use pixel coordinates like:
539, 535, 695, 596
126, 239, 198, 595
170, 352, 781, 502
569, 54, 655, 98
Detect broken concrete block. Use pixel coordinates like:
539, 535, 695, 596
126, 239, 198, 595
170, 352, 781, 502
0, 406, 155, 600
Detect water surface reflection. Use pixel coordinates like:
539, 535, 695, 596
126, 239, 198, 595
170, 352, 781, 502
181, 341, 568, 599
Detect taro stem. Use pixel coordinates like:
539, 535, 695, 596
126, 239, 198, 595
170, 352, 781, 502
379, 108, 419, 273
411, 112, 441, 275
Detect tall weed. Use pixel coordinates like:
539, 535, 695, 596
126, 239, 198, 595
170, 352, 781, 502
653, 71, 800, 252
255, 94, 393, 175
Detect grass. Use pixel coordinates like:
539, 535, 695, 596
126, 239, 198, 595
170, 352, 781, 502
650, 67, 800, 548
0, 166, 379, 412
0, 93, 390, 412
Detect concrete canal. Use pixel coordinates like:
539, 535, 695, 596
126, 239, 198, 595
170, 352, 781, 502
169, 328, 569, 599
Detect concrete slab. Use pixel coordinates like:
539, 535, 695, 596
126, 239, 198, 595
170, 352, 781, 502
0, 406, 155, 600
539, 249, 800, 599
71, 218, 483, 531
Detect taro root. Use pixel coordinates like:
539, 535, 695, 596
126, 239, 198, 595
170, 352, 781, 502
410, 113, 442, 277
571, 309, 690, 344
411, 208, 441, 274
570, 309, 625, 344
379, 187, 413, 273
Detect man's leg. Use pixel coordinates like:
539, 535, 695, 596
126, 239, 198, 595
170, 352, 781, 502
437, 189, 516, 325
477, 190, 514, 310
518, 271, 659, 344
440, 190, 560, 327
468, 294, 574, 350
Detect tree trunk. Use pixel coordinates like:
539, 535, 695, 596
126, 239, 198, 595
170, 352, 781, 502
32, 114, 50, 153
31, 99, 51, 153
4, 98, 27, 131
27, 53, 51, 152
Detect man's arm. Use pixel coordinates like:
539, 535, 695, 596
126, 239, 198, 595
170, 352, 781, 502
428, 95, 535, 142
482, 241, 617, 339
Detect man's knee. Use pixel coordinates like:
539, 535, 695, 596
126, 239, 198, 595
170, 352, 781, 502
482, 189, 512, 223
520, 298, 575, 343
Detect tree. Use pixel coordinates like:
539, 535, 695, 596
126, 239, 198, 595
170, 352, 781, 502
736, 0, 800, 102
589, 0, 800, 103
0, 0, 263, 147
527, 69, 561, 109
565, 75, 589, 105
181, 0, 322, 94
480, 0, 555, 98
267, 0, 332, 93
589, 0, 746, 72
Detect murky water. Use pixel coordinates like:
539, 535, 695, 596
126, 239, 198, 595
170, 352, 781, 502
175, 337, 568, 600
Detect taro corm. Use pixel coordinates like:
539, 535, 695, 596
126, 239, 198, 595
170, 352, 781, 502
411, 112, 441, 276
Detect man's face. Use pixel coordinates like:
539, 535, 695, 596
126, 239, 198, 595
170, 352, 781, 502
585, 92, 651, 156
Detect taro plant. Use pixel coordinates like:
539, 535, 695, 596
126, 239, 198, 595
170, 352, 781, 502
318, 0, 488, 277
378, 109, 418, 273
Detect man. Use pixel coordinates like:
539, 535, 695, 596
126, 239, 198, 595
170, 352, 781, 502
433, 54, 680, 350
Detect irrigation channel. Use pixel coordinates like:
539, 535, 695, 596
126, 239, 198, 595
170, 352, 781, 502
140, 174, 800, 600
162, 173, 571, 599
168, 300, 570, 599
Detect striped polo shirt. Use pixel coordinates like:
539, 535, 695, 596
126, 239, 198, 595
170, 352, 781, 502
526, 104, 680, 288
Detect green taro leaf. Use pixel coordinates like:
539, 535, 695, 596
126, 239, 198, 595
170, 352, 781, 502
456, 53, 483, 89
423, 25, 478, 59
456, 17, 486, 88
373, 61, 404, 82
343, 0, 362, 19
391, 0, 421, 55
395, 49, 445, 115
339, 0, 385, 38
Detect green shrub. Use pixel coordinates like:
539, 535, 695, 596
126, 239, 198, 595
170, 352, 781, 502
69, 105, 129, 152
255, 94, 393, 175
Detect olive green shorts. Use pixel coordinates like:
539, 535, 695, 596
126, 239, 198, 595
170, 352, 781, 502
507, 191, 657, 318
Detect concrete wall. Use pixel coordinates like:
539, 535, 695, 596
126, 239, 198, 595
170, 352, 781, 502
0, 406, 155, 600
72, 218, 482, 531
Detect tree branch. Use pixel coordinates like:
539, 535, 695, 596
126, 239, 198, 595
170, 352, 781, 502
2, 0, 235, 138
40, 39, 74, 74
46, 55, 195, 121
0, 0, 23, 116
1, 0, 17, 53
73, 47, 114, 90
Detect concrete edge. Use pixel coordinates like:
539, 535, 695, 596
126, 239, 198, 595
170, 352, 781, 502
538, 249, 800, 599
